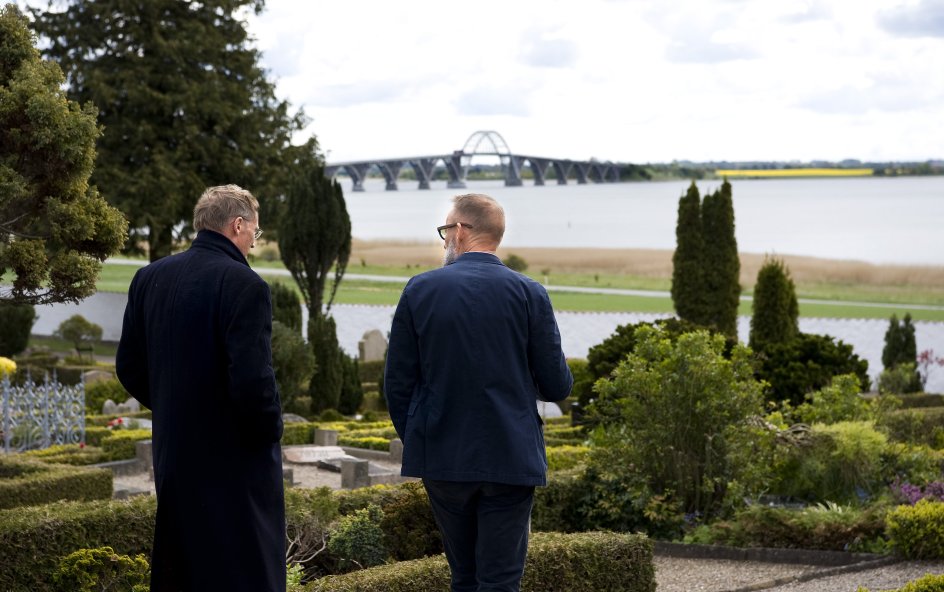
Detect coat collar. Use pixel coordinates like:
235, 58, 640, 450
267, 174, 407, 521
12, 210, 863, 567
453, 252, 503, 266
191, 230, 249, 266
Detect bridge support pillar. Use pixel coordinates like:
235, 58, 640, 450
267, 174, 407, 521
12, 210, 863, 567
527, 157, 550, 186
349, 163, 371, 192
410, 159, 437, 190
504, 155, 523, 187
574, 162, 589, 185
446, 152, 467, 189
381, 161, 403, 191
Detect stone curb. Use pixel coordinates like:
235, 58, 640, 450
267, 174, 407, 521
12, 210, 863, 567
654, 542, 900, 592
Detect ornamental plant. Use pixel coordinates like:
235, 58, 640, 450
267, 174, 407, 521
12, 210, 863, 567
0, 356, 15, 377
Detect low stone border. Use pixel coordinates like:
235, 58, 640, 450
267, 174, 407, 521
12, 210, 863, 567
655, 542, 900, 592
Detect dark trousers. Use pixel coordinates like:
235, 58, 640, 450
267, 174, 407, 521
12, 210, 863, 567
423, 479, 535, 592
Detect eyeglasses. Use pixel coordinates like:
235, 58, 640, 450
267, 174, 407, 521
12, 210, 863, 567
253, 226, 263, 241
437, 222, 473, 240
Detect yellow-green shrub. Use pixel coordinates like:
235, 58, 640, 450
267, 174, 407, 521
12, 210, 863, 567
887, 499, 944, 559
101, 430, 152, 461
53, 546, 150, 592
546, 445, 590, 472
282, 422, 316, 445
0, 456, 111, 510
338, 436, 389, 451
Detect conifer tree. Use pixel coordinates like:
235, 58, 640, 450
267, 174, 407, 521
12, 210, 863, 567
278, 144, 352, 413
671, 182, 707, 324
883, 313, 918, 370
749, 257, 799, 351
31, 0, 304, 260
702, 179, 741, 337
269, 282, 302, 335
0, 5, 127, 304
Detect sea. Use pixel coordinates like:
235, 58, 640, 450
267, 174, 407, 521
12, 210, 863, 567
343, 176, 944, 266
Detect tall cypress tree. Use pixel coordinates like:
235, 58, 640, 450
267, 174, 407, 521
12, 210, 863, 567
671, 182, 707, 324
278, 143, 352, 413
32, 0, 304, 260
882, 314, 902, 370
749, 257, 799, 351
702, 179, 741, 337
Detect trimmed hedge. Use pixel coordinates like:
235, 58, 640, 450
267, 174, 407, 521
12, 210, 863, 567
357, 360, 384, 384
86, 411, 152, 426
338, 436, 389, 451
881, 408, 944, 448
0, 496, 156, 592
0, 456, 112, 510
306, 531, 655, 592
101, 430, 152, 461
85, 426, 111, 446
887, 499, 944, 559
896, 394, 944, 409
546, 445, 590, 472
22, 444, 107, 466
282, 422, 316, 445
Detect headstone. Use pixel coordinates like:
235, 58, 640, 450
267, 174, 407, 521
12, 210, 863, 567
341, 459, 370, 489
282, 413, 308, 424
283, 445, 349, 464
102, 399, 118, 415
536, 401, 563, 418
358, 329, 387, 362
314, 428, 339, 446
82, 370, 113, 384
389, 438, 403, 463
283, 467, 295, 488
121, 398, 141, 414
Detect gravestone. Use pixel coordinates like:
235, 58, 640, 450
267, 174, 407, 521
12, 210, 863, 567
389, 438, 403, 463
282, 413, 308, 424
314, 428, 338, 446
102, 399, 118, 415
341, 459, 370, 489
282, 445, 349, 464
116, 398, 141, 414
358, 329, 387, 362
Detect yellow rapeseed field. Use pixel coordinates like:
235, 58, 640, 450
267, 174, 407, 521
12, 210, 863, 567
716, 168, 874, 178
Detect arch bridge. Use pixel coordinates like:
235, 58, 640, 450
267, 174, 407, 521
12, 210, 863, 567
324, 131, 620, 192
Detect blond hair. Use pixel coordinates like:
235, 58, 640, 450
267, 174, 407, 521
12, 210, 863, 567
193, 185, 259, 232
452, 193, 505, 245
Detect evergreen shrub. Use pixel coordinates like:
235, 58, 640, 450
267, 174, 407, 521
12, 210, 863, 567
879, 408, 944, 449
100, 429, 152, 461
0, 303, 36, 357
337, 354, 363, 415
22, 444, 107, 465
270, 281, 303, 333
327, 504, 388, 572
0, 456, 112, 510
338, 436, 389, 451
84, 378, 128, 415
53, 546, 150, 592
546, 445, 590, 472
749, 257, 798, 351
307, 531, 655, 592
887, 499, 944, 559
272, 319, 316, 411
357, 360, 384, 384
282, 422, 316, 445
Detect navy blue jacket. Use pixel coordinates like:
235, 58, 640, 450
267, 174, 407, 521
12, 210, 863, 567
384, 252, 573, 486
116, 230, 285, 592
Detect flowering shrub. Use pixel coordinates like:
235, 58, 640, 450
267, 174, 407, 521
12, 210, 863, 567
918, 349, 944, 391
0, 356, 16, 377
892, 479, 944, 505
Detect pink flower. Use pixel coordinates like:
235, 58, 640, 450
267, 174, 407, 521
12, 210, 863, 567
79, 442, 86, 449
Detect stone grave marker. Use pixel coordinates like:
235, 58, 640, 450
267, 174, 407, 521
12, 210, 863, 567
358, 329, 387, 362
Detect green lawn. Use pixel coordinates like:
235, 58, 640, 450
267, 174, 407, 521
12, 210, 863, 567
96, 263, 944, 321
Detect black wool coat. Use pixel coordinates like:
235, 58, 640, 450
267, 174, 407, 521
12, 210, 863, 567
117, 230, 285, 592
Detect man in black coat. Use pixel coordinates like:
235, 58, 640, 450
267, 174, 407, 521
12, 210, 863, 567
385, 193, 573, 592
117, 185, 285, 592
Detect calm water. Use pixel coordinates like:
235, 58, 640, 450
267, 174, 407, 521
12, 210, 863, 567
344, 176, 944, 266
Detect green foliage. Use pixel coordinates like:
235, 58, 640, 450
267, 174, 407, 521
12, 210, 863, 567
687, 502, 888, 552
0, 496, 156, 592
880, 408, 944, 448
53, 546, 149, 592
884, 313, 918, 371
671, 181, 707, 324
581, 317, 717, 406
0, 303, 36, 356
272, 319, 316, 410
566, 358, 593, 408
887, 499, 944, 559
22, 443, 107, 466
701, 179, 741, 338
0, 456, 112, 510
271, 282, 304, 334
84, 378, 128, 415
307, 531, 655, 592
793, 374, 872, 424
376, 482, 442, 561
281, 422, 316, 445
357, 359, 385, 385
284, 487, 340, 573
749, 257, 799, 351
309, 314, 343, 414
879, 362, 922, 395
0, 5, 127, 304
502, 253, 528, 272
100, 429, 152, 461
755, 332, 870, 406
890, 573, 944, 592
588, 327, 765, 523
54, 315, 102, 356
337, 354, 363, 415
279, 144, 351, 314
31, 0, 303, 260
337, 436, 389, 451
546, 445, 590, 472
327, 504, 389, 572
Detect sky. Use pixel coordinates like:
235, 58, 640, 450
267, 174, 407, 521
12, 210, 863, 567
20, 0, 944, 164
243, 0, 944, 164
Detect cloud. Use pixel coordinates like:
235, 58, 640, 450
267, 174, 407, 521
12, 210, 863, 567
878, 0, 944, 38
519, 31, 578, 68
307, 81, 412, 108
780, 2, 831, 23
798, 81, 938, 114
665, 39, 758, 63
454, 87, 531, 117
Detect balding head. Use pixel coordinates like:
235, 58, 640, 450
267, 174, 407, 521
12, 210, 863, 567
450, 193, 505, 248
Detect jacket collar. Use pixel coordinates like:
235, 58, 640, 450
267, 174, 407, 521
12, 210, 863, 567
453, 252, 503, 266
190, 230, 249, 266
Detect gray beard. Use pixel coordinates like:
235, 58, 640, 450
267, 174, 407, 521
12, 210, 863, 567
443, 240, 458, 266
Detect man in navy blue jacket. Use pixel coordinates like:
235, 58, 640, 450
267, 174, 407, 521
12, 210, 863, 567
385, 193, 573, 592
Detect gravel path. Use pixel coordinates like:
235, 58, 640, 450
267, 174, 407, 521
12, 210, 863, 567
761, 560, 944, 592
654, 556, 821, 592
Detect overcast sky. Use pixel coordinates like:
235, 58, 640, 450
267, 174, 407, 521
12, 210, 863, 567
242, 0, 944, 164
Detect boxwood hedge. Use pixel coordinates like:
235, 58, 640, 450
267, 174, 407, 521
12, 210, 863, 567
0, 456, 112, 511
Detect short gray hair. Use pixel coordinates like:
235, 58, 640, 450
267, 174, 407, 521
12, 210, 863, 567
452, 193, 505, 245
193, 185, 259, 233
